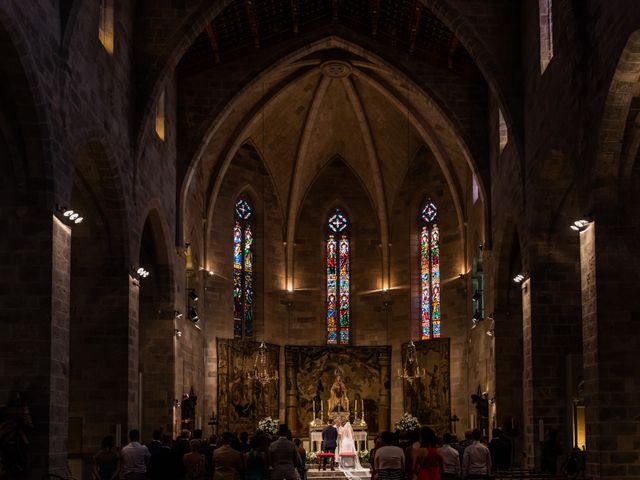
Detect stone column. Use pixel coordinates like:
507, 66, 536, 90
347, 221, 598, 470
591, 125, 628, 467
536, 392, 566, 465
285, 351, 298, 432
0, 215, 71, 477
581, 219, 640, 478
378, 350, 391, 431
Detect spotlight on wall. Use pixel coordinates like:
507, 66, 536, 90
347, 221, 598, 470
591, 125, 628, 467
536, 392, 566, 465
188, 307, 199, 323
136, 267, 150, 278
57, 205, 84, 225
513, 273, 526, 284
174, 329, 182, 338
189, 289, 199, 302
174, 310, 183, 319
472, 290, 482, 302
471, 310, 483, 329
570, 218, 592, 232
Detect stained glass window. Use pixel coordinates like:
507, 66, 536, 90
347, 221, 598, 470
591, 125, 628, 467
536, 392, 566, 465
327, 209, 350, 345
420, 200, 440, 339
233, 198, 254, 338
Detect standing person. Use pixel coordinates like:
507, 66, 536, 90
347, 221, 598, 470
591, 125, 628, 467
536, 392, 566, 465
413, 427, 443, 480
269, 424, 299, 480
149, 434, 175, 480
541, 429, 562, 474
120, 429, 151, 480
245, 437, 268, 480
320, 420, 338, 471
294, 438, 307, 480
374, 431, 405, 480
183, 439, 206, 480
93, 435, 120, 480
370, 435, 383, 480
488, 429, 510, 472
148, 429, 163, 457
461, 429, 491, 480
213, 432, 245, 480
438, 433, 460, 480
405, 430, 421, 480
239, 432, 251, 453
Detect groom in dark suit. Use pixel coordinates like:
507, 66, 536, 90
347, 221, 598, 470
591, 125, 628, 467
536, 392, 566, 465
321, 421, 338, 471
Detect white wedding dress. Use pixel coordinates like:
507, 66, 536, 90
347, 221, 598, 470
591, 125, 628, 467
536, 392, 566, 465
336, 422, 366, 477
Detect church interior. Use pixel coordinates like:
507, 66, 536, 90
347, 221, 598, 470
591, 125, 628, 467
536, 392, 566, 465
1, 0, 640, 478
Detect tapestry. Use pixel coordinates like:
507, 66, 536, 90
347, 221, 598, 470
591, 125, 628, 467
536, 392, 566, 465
402, 338, 451, 434
217, 338, 280, 433
285, 345, 391, 436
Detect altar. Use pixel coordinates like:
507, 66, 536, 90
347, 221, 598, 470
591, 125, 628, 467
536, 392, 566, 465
309, 428, 368, 452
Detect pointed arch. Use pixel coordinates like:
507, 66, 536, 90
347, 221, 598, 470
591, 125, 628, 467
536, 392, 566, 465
326, 206, 350, 345
419, 197, 441, 339
233, 195, 255, 338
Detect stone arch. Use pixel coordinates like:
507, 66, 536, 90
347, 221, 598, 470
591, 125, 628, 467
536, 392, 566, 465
492, 220, 524, 439
0, 12, 60, 475
594, 30, 640, 186
205, 141, 286, 339
0, 10, 54, 203
134, 0, 517, 177
67, 139, 132, 454
294, 156, 382, 344
138, 207, 177, 439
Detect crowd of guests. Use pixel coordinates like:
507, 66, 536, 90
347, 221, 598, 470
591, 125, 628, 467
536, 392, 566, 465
93, 424, 307, 480
370, 428, 512, 480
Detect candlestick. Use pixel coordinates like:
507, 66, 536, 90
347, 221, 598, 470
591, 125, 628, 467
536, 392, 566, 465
313, 399, 316, 418
539, 418, 544, 441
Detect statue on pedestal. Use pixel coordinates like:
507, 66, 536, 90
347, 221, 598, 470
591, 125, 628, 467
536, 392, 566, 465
328, 369, 350, 415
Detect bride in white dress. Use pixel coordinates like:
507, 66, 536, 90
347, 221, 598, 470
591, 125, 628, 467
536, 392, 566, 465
336, 421, 364, 471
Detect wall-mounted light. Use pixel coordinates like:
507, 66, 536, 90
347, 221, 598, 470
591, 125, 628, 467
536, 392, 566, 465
472, 290, 483, 302
513, 273, 527, 284
174, 310, 183, 319
136, 267, 150, 278
471, 310, 483, 329
56, 205, 84, 225
188, 307, 199, 323
570, 218, 592, 232
174, 328, 182, 338
189, 289, 199, 302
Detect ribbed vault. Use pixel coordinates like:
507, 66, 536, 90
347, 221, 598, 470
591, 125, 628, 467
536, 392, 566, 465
181, 36, 482, 289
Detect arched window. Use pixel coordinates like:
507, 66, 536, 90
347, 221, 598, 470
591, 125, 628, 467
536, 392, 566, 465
326, 209, 350, 345
233, 198, 254, 338
420, 199, 440, 339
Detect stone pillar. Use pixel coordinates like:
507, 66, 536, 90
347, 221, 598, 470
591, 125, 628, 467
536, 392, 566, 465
521, 279, 535, 469
520, 243, 582, 470
581, 220, 640, 478
285, 352, 298, 431
127, 276, 140, 435
0, 214, 71, 477
378, 350, 391, 431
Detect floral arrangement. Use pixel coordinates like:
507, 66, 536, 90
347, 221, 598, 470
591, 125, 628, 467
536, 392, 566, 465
306, 451, 318, 463
257, 417, 279, 436
395, 412, 420, 432
358, 449, 370, 463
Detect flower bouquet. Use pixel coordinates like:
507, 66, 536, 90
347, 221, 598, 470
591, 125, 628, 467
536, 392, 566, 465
395, 412, 420, 432
257, 416, 279, 436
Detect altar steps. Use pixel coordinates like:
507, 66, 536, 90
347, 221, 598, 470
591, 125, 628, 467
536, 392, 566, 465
307, 469, 371, 480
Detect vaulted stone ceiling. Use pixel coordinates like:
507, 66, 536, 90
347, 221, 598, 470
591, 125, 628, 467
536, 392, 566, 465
177, 0, 482, 82
180, 36, 481, 284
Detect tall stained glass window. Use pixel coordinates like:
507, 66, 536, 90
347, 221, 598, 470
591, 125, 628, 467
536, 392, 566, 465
233, 198, 254, 338
420, 199, 440, 339
326, 209, 350, 345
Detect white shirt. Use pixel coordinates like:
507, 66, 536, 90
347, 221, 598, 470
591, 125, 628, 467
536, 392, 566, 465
462, 441, 491, 476
121, 441, 150, 474
439, 444, 461, 476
